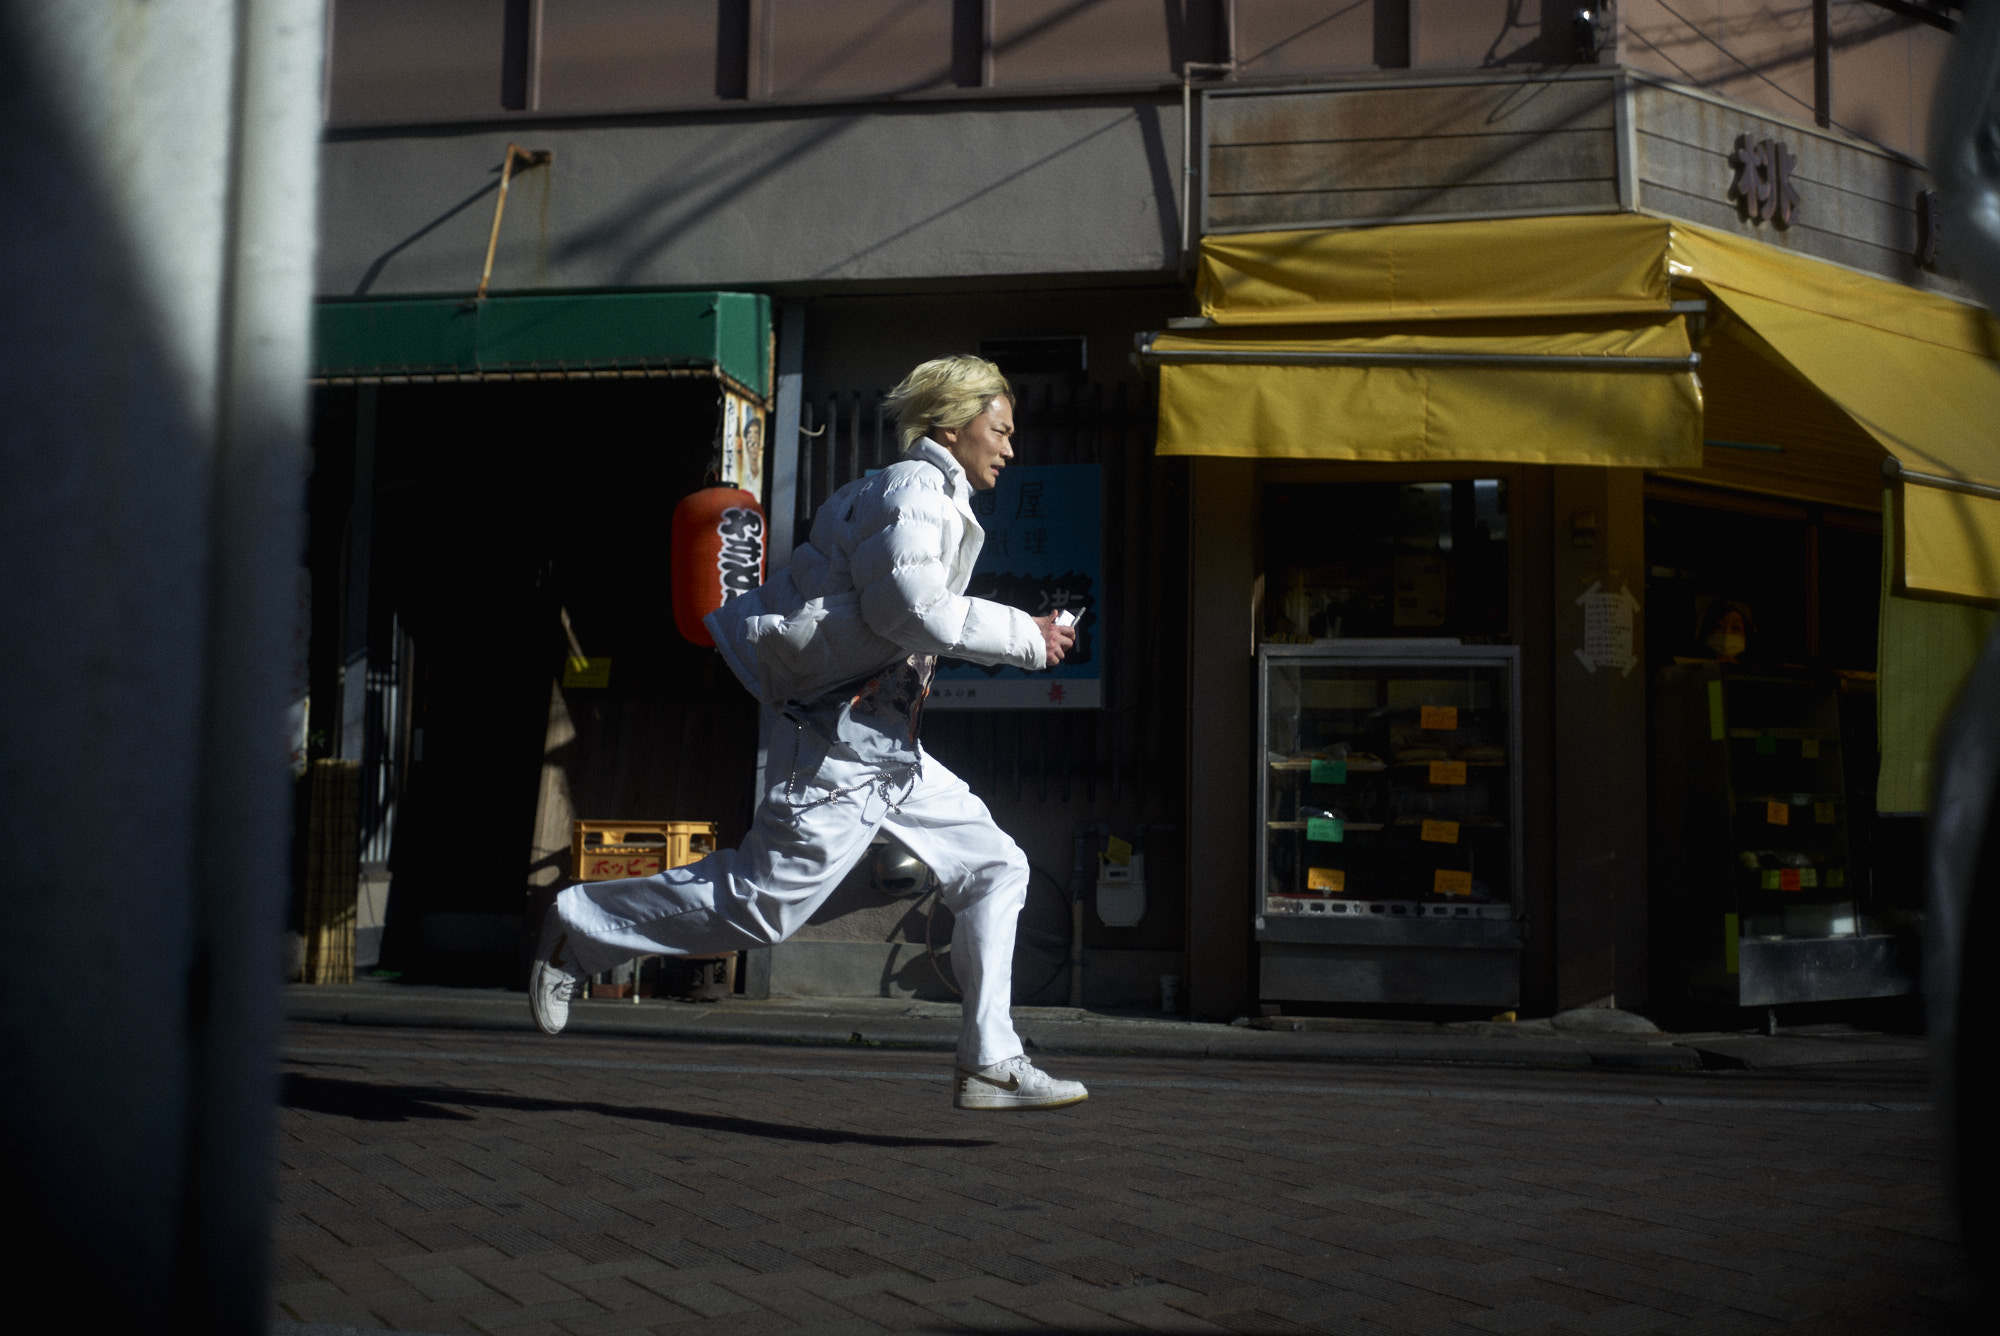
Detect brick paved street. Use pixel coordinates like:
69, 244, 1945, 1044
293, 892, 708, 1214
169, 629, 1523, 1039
273, 1023, 1968, 1335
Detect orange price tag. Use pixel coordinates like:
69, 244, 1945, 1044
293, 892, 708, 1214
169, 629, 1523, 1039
1420, 705, 1459, 730
1433, 869, 1473, 896
1420, 820, 1460, 844
1428, 760, 1468, 786
1765, 800, 1790, 826
1307, 867, 1345, 893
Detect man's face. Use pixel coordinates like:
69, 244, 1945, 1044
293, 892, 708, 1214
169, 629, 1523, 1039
944, 397, 1015, 491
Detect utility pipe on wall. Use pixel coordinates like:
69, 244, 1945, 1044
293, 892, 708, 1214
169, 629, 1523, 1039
1178, 2, 1236, 275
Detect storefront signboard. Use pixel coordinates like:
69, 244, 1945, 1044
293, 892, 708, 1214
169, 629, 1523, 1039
930, 463, 1102, 710
720, 390, 766, 503
1730, 134, 1801, 227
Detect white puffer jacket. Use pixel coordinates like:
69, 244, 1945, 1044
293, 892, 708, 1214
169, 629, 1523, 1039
704, 437, 1046, 705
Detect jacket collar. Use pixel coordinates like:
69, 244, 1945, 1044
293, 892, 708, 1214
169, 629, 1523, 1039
908, 437, 970, 500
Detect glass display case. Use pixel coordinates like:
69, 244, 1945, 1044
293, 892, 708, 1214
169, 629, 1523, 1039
1651, 662, 1913, 1013
1257, 643, 1525, 1007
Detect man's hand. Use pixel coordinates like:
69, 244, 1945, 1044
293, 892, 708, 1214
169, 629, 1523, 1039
1033, 613, 1077, 667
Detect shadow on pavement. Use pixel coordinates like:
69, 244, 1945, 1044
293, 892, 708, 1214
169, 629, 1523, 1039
278, 1072, 994, 1148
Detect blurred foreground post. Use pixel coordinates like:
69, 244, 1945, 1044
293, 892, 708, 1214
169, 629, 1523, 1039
1927, 0, 2000, 1300
0, 2, 324, 1329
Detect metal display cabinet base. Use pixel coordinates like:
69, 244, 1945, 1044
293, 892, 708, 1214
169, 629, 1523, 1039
1260, 943, 1521, 1007
1729, 934, 1917, 1007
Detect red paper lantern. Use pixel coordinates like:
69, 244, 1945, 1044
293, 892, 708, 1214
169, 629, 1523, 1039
671, 486, 766, 646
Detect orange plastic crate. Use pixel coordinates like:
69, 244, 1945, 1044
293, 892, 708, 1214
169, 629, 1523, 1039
571, 820, 717, 882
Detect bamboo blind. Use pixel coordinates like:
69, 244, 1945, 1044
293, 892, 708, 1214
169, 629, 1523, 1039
303, 758, 361, 984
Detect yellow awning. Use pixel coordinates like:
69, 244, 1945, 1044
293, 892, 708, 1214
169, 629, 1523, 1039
1197, 214, 1678, 325
1904, 487, 2000, 603
1166, 214, 2000, 599
1153, 317, 1702, 466
1655, 307, 1885, 513
1664, 224, 2000, 601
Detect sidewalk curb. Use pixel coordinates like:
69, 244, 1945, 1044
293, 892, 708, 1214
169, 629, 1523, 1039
284, 988, 1724, 1072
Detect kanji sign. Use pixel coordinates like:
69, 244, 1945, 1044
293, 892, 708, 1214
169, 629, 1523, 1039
1730, 134, 1800, 227
930, 464, 1103, 710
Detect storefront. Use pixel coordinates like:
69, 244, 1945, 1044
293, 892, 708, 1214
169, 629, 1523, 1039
302, 291, 774, 982
1150, 72, 2000, 1018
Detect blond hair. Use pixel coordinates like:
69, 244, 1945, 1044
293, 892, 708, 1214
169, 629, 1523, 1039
883, 355, 1014, 452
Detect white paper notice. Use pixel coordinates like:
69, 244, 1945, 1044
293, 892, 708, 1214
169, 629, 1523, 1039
1574, 581, 1639, 676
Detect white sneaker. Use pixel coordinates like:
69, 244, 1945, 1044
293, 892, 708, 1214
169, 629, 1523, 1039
529, 906, 578, 1036
953, 1055, 1088, 1111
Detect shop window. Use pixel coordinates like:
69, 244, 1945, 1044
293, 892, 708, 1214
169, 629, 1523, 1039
1646, 499, 1810, 670
1818, 520, 1884, 674
1262, 480, 1509, 643
1644, 495, 1880, 674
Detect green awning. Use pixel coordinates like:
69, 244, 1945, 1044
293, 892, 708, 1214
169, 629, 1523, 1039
313, 291, 771, 401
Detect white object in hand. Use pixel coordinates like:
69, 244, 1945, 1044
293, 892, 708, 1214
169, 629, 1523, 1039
1054, 607, 1084, 628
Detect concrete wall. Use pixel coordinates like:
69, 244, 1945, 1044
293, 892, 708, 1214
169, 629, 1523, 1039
1184, 457, 1258, 1019
319, 97, 1187, 297
321, 1, 1597, 129
1547, 467, 1652, 1011
796, 285, 1182, 398
1622, 0, 1953, 162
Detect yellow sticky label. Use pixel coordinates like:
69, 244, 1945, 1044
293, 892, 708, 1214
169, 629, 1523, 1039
1420, 704, 1458, 730
1307, 867, 1345, 893
1766, 800, 1790, 826
1433, 869, 1473, 896
1105, 835, 1134, 865
1428, 761, 1468, 786
1814, 801, 1836, 825
1420, 820, 1460, 844
1801, 739, 1820, 759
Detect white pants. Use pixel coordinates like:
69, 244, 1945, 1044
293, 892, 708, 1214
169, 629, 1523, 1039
552, 710, 1029, 1069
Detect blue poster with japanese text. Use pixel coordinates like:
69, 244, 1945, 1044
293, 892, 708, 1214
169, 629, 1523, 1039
930, 464, 1101, 709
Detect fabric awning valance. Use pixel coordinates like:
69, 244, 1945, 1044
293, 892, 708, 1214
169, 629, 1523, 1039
312, 291, 773, 402
1147, 316, 1702, 467
1194, 215, 1680, 326
1152, 215, 2000, 600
